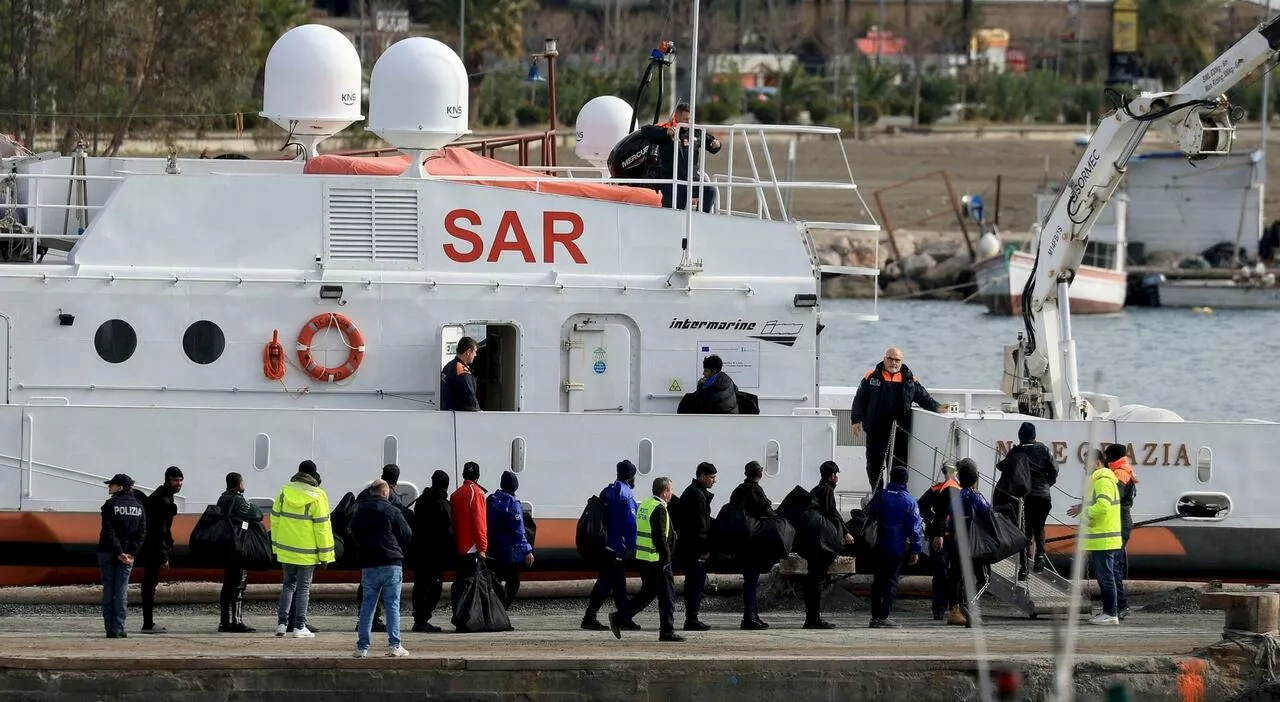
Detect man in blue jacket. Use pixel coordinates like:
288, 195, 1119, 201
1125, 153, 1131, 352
487, 470, 535, 609
865, 466, 923, 628
581, 460, 641, 631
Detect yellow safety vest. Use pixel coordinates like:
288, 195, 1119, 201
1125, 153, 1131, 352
271, 480, 337, 566
1083, 467, 1123, 551
635, 496, 669, 563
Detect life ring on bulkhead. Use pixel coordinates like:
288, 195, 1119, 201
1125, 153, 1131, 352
296, 313, 365, 382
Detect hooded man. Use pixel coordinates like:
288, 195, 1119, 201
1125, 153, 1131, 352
272, 459, 335, 638
582, 460, 641, 631
139, 465, 183, 634
487, 470, 535, 609
918, 461, 960, 620
865, 466, 924, 628
411, 470, 453, 633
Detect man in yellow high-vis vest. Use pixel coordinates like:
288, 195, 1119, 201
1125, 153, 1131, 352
271, 460, 336, 638
608, 477, 683, 642
1071, 450, 1123, 626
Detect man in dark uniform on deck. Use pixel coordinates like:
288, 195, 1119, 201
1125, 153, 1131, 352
850, 347, 948, 491
440, 336, 480, 412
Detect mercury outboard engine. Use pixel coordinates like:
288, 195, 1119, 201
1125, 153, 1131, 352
607, 41, 676, 188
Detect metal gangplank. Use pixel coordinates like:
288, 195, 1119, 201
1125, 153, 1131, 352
982, 556, 1087, 619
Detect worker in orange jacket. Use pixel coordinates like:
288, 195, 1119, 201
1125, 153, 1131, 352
1104, 443, 1138, 619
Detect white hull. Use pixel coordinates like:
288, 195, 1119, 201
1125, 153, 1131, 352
973, 251, 1127, 315
1157, 279, 1280, 309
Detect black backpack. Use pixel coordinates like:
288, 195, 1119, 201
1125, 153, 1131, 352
576, 494, 610, 564
329, 491, 358, 566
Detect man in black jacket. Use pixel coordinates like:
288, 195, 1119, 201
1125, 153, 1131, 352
850, 347, 947, 491
997, 422, 1058, 579
355, 464, 407, 632
804, 461, 853, 629
411, 470, 453, 633
99, 474, 146, 639
675, 462, 717, 631
684, 355, 739, 414
351, 479, 413, 658
730, 460, 776, 630
440, 336, 481, 412
658, 101, 722, 212
217, 472, 263, 633
609, 477, 683, 642
138, 466, 183, 634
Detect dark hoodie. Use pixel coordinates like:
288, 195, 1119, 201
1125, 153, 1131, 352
350, 488, 413, 568
486, 471, 533, 564
411, 470, 454, 571
141, 484, 179, 565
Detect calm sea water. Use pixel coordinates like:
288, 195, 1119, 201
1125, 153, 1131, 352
817, 299, 1280, 422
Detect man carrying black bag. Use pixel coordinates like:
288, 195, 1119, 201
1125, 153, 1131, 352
729, 461, 776, 630
217, 472, 263, 633
949, 459, 993, 627
803, 462, 852, 630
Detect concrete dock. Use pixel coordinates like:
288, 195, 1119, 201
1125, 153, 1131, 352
0, 587, 1270, 702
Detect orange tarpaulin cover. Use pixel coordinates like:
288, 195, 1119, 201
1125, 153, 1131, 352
303, 147, 662, 207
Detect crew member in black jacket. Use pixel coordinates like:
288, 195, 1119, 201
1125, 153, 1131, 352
730, 460, 776, 629
440, 336, 481, 411
850, 347, 947, 490
675, 462, 717, 630
138, 466, 183, 634
99, 474, 146, 639
218, 472, 263, 633
411, 470, 454, 632
804, 461, 852, 629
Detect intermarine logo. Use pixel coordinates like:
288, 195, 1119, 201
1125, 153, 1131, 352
667, 319, 804, 346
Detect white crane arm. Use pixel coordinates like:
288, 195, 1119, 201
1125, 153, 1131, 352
1009, 15, 1280, 419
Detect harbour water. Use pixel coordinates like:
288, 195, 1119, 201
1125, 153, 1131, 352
819, 299, 1280, 422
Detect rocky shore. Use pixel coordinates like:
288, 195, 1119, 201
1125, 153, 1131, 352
812, 229, 1015, 301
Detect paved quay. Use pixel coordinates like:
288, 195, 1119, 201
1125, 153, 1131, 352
0, 592, 1266, 702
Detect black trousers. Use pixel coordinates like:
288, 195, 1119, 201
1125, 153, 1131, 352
1022, 495, 1052, 571
871, 554, 904, 621
585, 557, 629, 619
682, 558, 708, 622
140, 562, 162, 627
412, 565, 444, 624
617, 562, 676, 635
219, 568, 248, 625
488, 559, 522, 609
802, 553, 835, 623
742, 570, 761, 621
660, 183, 717, 212
930, 544, 952, 615
864, 428, 909, 491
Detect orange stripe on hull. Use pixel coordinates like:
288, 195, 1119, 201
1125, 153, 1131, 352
1044, 525, 1187, 557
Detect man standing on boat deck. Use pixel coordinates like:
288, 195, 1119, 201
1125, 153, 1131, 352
657, 101, 721, 213
99, 474, 146, 639
441, 336, 480, 412
139, 466, 182, 634
581, 461, 641, 632
803, 461, 853, 630
850, 347, 947, 491
609, 477, 684, 642
272, 460, 336, 638
674, 462, 717, 631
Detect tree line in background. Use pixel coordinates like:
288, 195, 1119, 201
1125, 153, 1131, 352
0, 0, 1272, 154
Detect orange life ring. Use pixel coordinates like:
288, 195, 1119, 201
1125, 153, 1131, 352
296, 313, 365, 382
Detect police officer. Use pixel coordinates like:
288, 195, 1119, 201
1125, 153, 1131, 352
139, 466, 183, 634
440, 336, 480, 411
609, 477, 683, 642
99, 474, 146, 639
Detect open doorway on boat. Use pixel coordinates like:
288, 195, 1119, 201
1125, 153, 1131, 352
441, 322, 520, 412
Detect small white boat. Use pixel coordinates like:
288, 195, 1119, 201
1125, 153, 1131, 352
1157, 275, 1280, 309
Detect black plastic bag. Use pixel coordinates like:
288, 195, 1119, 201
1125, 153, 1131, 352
522, 505, 537, 549
329, 491, 357, 566
710, 503, 751, 561
779, 486, 815, 523
747, 515, 795, 566
189, 504, 237, 567
967, 507, 1028, 563
575, 495, 609, 565
736, 391, 760, 415
234, 520, 276, 571
450, 560, 512, 633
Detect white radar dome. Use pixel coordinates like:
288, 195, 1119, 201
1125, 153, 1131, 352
1105, 404, 1185, 422
368, 37, 470, 177
574, 96, 633, 169
259, 24, 364, 160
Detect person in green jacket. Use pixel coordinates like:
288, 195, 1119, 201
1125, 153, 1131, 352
217, 472, 263, 633
1070, 450, 1123, 626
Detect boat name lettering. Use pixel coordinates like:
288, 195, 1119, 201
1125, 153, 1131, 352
995, 440, 1191, 467
668, 318, 758, 331
443, 209, 587, 264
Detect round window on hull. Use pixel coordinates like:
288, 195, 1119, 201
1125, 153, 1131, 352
94, 319, 137, 364
183, 320, 226, 365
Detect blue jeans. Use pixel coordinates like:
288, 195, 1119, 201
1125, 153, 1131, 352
276, 564, 316, 627
357, 565, 403, 650
99, 552, 133, 635
1090, 549, 1120, 616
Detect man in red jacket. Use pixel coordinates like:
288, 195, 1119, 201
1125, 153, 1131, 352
450, 461, 488, 578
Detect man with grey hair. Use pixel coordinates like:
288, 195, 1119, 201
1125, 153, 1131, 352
609, 477, 683, 642
850, 346, 947, 491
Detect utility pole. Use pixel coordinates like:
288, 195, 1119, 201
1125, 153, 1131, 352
459, 0, 466, 59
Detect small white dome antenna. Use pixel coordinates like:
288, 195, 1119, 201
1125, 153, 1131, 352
259, 24, 364, 161
575, 96, 632, 174
367, 37, 471, 178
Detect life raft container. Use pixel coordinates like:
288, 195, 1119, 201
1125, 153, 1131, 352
296, 313, 365, 382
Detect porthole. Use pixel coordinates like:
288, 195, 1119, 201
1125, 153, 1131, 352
94, 319, 137, 364
182, 320, 226, 365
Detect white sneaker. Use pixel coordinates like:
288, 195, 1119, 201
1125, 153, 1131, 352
1088, 613, 1120, 626
352, 648, 368, 658
275, 624, 287, 637
292, 626, 316, 638
386, 645, 409, 657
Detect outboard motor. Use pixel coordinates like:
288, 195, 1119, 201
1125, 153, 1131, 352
606, 41, 675, 189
